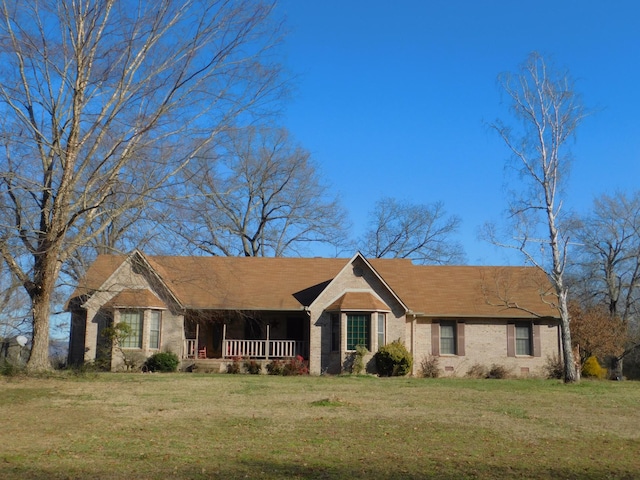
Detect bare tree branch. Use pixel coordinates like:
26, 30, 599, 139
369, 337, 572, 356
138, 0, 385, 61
167, 125, 349, 257
491, 52, 588, 383
0, 0, 285, 371
360, 197, 465, 265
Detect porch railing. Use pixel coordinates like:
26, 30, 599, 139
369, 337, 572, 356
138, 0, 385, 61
223, 339, 305, 359
185, 339, 197, 359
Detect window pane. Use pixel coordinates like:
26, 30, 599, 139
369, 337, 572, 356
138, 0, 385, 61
149, 311, 161, 349
515, 324, 532, 355
120, 310, 142, 349
377, 313, 385, 348
347, 314, 370, 350
440, 322, 456, 355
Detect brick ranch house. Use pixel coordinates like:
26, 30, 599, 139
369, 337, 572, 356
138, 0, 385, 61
67, 250, 562, 376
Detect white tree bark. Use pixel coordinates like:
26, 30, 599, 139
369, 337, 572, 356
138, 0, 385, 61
492, 53, 588, 383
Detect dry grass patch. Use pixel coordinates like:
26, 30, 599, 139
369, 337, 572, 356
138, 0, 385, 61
0, 374, 638, 479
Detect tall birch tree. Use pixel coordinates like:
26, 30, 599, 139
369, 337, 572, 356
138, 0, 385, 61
492, 53, 587, 383
0, 0, 284, 371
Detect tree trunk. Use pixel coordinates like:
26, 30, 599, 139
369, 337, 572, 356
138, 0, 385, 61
558, 291, 578, 383
27, 289, 53, 372
25, 250, 60, 372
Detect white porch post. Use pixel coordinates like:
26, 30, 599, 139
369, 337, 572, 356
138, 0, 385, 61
266, 324, 270, 360
222, 323, 227, 358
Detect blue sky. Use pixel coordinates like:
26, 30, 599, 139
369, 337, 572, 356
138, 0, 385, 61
275, 0, 640, 265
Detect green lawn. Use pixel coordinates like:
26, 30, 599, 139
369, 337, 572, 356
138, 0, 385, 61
0, 373, 638, 479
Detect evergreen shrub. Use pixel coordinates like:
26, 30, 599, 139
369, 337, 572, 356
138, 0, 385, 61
374, 340, 413, 376
144, 352, 180, 372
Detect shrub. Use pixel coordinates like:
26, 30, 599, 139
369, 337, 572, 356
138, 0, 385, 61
227, 356, 242, 374
266, 359, 285, 375
283, 355, 309, 376
419, 355, 440, 378
486, 364, 509, 379
0, 360, 21, 377
544, 355, 564, 379
375, 340, 413, 376
144, 352, 180, 372
466, 363, 487, 379
352, 345, 369, 375
121, 351, 148, 372
582, 356, 607, 379
244, 359, 262, 374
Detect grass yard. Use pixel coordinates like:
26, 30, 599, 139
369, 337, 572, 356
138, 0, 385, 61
0, 373, 638, 479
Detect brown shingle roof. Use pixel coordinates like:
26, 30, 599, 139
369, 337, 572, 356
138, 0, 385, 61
104, 289, 166, 309
370, 263, 557, 318
71, 254, 559, 318
326, 292, 391, 311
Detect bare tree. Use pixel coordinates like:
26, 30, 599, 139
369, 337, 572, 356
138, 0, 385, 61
491, 53, 588, 383
360, 197, 465, 264
0, 0, 284, 371
170, 126, 349, 257
0, 267, 30, 340
573, 191, 640, 374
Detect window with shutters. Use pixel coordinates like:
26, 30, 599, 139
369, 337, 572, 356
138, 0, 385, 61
432, 321, 465, 356
515, 323, 532, 356
507, 322, 541, 357
440, 321, 456, 355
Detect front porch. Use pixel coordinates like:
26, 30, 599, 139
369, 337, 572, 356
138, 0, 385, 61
185, 337, 306, 360
183, 310, 309, 361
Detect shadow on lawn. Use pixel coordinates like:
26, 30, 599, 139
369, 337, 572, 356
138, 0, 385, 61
4, 458, 636, 480
225, 458, 634, 480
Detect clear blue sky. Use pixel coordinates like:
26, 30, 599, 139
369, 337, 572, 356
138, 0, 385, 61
275, 0, 640, 265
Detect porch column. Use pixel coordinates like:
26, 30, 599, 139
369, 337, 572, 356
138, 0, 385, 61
222, 323, 227, 358
266, 324, 270, 360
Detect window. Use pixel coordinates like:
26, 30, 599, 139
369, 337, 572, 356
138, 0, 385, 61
377, 313, 386, 348
432, 321, 465, 356
346, 314, 370, 350
330, 313, 340, 352
440, 321, 456, 355
120, 310, 142, 348
515, 323, 532, 356
149, 310, 162, 350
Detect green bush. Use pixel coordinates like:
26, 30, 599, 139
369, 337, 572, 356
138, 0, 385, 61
374, 340, 413, 376
0, 360, 21, 377
582, 356, 607, 379
144, 352, 179, 372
